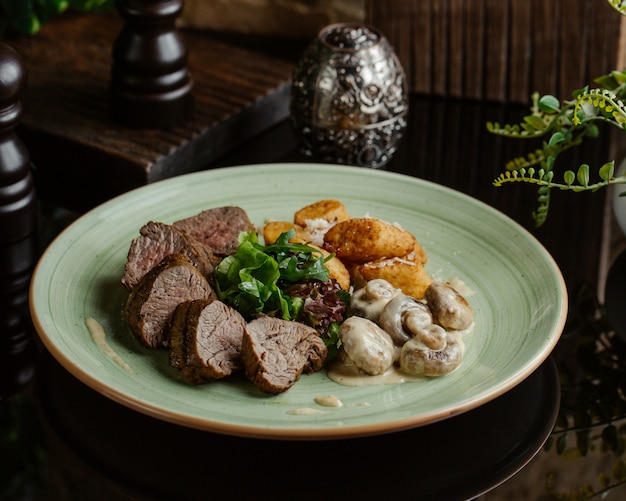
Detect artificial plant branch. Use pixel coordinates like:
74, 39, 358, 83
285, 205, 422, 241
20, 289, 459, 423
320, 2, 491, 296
488, 77, 626, 227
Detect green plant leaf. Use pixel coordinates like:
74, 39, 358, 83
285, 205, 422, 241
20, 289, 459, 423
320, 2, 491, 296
524, 115, 546, 130
613, 459, 626, 481
564, 170, 576, 186
548, 132, 565, 147
607, 0, 626, 17
611, 70, 626, 85
35, 0, 69, 23
572, 85, 590, 99
0, 0, 40, 34
595, 73, 620, 90
599, 161, 615, 181
538, 95, 560, 114
69, 0, 114, 12
586, 124, 600, 137
574, 165, 590, 187
599, 472, 611, 488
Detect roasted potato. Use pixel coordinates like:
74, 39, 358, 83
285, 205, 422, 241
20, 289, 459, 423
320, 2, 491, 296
408, 240, 428, 265
357, 257, 433, 299
293, 199, 351, 227
263, 221, 310, 245
323, 217, 417, 264
267, 201, 429, 295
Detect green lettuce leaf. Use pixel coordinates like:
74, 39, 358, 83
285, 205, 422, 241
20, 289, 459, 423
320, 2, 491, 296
214, 230, 330, 320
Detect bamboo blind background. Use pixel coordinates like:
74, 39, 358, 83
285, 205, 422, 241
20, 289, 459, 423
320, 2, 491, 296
366, 0, 626, 103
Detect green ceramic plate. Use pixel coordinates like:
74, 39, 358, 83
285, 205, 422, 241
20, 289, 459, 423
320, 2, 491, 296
30, 164, 567, 439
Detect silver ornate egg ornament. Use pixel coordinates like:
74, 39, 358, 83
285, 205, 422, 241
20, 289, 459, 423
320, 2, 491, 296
290, 23, 409, 168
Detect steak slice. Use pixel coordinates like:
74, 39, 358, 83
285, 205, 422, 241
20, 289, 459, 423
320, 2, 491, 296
242, 316, 328, 394
169, 298, 246, 384
173, 206, 255, 257
121, 221, 219, 292
125, 254, 215, 348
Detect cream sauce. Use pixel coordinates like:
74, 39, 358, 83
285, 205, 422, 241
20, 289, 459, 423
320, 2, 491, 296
287, 407, 327, 415
327, 358, 422, 387
86, 317, 132, 373
314, 394, 343, 407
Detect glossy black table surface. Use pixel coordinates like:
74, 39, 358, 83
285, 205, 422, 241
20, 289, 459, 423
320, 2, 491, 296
35, 352, 559, 501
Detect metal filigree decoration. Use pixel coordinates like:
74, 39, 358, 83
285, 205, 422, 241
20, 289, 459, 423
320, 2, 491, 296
291, 24, 408, 168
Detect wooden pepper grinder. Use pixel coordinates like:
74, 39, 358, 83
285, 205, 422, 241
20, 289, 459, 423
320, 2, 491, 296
0, 42, 39, 397
111, 0, 194, 128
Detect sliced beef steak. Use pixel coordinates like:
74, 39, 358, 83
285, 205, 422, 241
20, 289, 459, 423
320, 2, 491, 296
121, 221, 218, 292
242, 316, 327, 394
125, 254, 215, 348
169, 298, 246, 384
173, 206, 255, 257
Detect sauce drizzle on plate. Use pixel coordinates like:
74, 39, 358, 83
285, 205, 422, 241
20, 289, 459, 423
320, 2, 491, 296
86, 317, 132, 373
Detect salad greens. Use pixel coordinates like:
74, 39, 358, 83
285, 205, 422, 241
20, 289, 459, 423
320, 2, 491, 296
214, 229, 348, 356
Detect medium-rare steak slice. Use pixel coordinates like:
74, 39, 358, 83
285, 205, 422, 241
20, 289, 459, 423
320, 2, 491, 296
169, 298, 246, 384
242, 316, 327, 394
173, 206, 255, 257
125, 254, 215, 348
121, 221, 219, 292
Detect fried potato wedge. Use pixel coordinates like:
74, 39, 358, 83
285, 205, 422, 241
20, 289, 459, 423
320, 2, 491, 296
323, 217, 417, 264
294, 199, 351, 227
357, 257, 433, 299
408, 240, 428, 265
263, 221, 310, 245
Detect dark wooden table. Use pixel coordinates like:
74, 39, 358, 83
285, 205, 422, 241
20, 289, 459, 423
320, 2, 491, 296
1, 9, 622, 501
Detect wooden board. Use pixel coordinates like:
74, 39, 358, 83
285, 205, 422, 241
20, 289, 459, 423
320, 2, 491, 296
7, 12, 295, 211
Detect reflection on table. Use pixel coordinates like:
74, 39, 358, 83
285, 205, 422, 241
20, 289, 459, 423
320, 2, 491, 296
34, 353, 558, 501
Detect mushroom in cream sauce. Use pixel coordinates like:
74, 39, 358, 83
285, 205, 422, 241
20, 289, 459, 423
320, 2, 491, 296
350, 278, 402, 323
333, 278, 474, 384
339, 316, 396, 376
424, 281, 474, 331
408, 322, 447, 351
400, 333, 463, 377
379, 294, 434, 346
